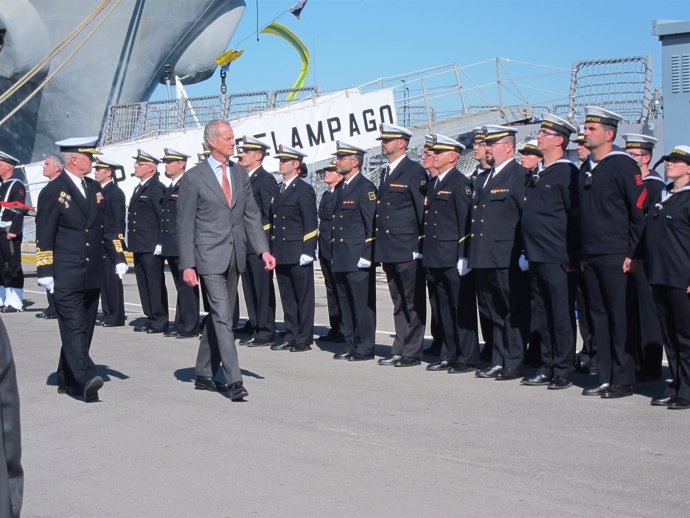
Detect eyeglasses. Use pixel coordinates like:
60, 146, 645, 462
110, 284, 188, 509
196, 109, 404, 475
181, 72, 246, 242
537, 129, 560, 137
627, 152, 646, 158
485, 140, 508, 148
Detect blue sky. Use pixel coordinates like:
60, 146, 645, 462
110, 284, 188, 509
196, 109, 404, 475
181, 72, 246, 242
153, 0, 687, 106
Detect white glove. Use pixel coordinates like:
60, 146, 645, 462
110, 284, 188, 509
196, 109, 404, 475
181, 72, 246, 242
115, 263, 129, 279
299, 254, 314, 266
153, 244, 162, 256
457, 258, 471, 276
518, 255, 529, 272
412, 252, 423, 260
357, 257, 372, 269
38, 276, 55, 294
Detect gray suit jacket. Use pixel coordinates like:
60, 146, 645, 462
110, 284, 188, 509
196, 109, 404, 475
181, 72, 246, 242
177, 158, 269, 275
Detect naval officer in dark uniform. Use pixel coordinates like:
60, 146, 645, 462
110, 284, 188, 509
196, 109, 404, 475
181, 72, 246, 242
158, 148, 200, 338
579, 106, 647, 399
93, 157, 127, 327
331, 141, 377, 361
0, 151, 26, 313
235, 136, 277, 347
519, 114, 579, 390
622, 133, 665, 382
374, 123, 427, 368
127, 149, 168, 334
470, 125, 528, 381
644, 145, 690, 409
316, 159, 344, 343
269, 145, 318, 352
419, 138, 443, 356
36, 137, 127, 402
422, 134, 479, 373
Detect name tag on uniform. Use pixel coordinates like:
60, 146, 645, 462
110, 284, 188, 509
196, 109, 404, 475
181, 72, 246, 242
171, 194, 179, 199
140, 195, 148, 201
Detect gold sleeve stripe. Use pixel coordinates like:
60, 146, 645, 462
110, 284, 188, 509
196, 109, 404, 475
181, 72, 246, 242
365, 237, 375, 243
113, 240, 123, 253
303, 230, 318, 241
458, 233, 470, 243
263, 223, 272, 231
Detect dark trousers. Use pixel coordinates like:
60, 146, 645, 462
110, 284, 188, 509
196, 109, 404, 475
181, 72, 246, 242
43, 291, 58, 318
530, 263, 575, 378
0, 232, 22, 289
652, 286, 690, 400
241, 253, 276, 341
583, 254, 635, 385
133, 252, 168, 331
428, 267, 479, 365
426, 270, 442, 349
101, 255, 125, 325
164, 256, 200, 335
276, 263, 315, 345
382, 260, 426, 359
575, 272, 595, 365
319, 256, 342, 334
475, 267, 524, 371
334, 269, 376, 356
628, 262, 664, 377
195, 252, 242, 385
54, 287, 100, 390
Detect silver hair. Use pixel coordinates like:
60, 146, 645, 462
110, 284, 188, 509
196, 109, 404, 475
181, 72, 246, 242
44, 154, 64, 168
203, 119, 231, 145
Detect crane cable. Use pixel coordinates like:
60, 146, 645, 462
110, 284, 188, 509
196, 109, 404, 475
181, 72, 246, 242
0, 0, 122, 127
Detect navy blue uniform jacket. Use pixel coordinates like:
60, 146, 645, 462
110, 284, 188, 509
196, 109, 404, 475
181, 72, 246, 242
36, 172, 125, 290
270, 177, 318, 264
421, 168, 473, 269
331, 173, 377, 273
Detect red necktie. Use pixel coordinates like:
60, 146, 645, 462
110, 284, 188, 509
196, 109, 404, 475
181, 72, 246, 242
221, 161, 232, 205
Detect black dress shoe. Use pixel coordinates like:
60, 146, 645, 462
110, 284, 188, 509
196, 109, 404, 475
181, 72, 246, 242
521, 373, 551, 386
176, 332, 198, 339
227, 382, 248, 401
426, 360, 452, 372
377, 355, 402, 366
194, 376, 217, 392
548, 375, 573, 390
601, 384, 633, 399
394, 356, 420, 367
83, 376, 103, 402
164, 329, 179, 338
36, 312, 58, 319
496, 368, 523, 381
333, 352, 351, 360
270, 341, 294, 351
668, 397, 690, 410
1, 306, 21, 313
476, 365, 502, 378
133, 325, 148, 332
348, 353, 374, 361
102, 322, 124, 327
243, 338, 273, 347
290, 344, 312, 352
582, 383, 609, 396
651, 396, 672, 407
147, 328, 165, 334
448, 363, 475, 374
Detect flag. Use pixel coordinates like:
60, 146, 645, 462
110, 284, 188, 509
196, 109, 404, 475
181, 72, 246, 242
214, 48, 244, 69
289, 0, 308, 19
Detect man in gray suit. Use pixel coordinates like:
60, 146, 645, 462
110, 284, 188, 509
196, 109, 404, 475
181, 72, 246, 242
177, 120, 276, 401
